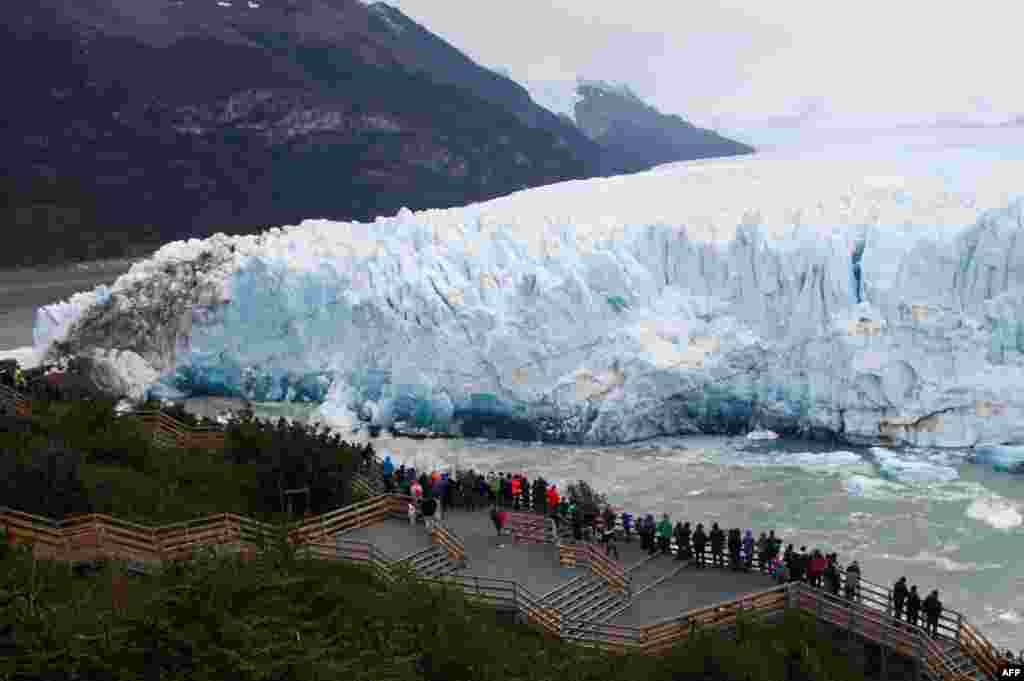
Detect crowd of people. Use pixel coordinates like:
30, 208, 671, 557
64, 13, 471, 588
378, 458, 956, 641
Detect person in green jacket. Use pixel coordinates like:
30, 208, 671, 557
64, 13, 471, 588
490, 476, 501, 505
656, 513, 673, 555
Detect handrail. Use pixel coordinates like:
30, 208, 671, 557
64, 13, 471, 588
2, 494, 1008, 672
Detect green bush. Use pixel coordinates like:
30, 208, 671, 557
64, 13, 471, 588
0, 543, 869, 681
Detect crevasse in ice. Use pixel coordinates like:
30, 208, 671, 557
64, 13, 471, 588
31, 153, 1024, 460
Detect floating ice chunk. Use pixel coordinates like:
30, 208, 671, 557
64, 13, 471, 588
843, 474, 906, 500
972, 445, 1024, 472
871, 447, 959, 484
966, 496, 1022, 529
746, 429, 779, 440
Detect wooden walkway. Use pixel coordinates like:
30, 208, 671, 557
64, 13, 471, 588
1, 470, 1006, 680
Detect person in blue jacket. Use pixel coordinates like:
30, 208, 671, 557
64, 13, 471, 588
382, 454, 394, 492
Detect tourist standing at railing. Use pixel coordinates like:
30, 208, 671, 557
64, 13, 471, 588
892, 577, 908, 621
603, 520, 620, 560
824, 555, 841, 596
521, 477, 531, 512
727, 527, 740, 571
422, 496, 437, 533
742, 530, 754, 572
673, 521, 686, 561
621, 511, 633, 542
756, 532, 769, 572
656, 514, 672, 555
678, 522, 692, 561
808, 550, 826, 588
708, 523, 725, 568
571, 507, 583, 541
434, 475, 448, 521
691, 523, 707, 567
382, 455, 394, 492
510, 475, 521, 510
546, 484, 559, 516
593, 509, 606, 544
407, 500, 418, 527
489, 474, 499, 506
411, 478, 423, 504
844, 561, 861, 602
923, 590, 943, 638
905, 585, 921, 627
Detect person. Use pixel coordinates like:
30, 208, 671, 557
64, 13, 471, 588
692, 523, 707, 568
14, 366, 26, 391
808, 550, 826, 588
489, 473, 499, 505
656, 514, 673, 555
845, 561, 861, 602
742, 530, 755, 571
823, 555, 840, 596
673, 522, 686, 561
621, 511, 633, 543
679, 522, 692, 561
521, 477, 532, 511
382, 454, 394, 492
572, 507, 583, 541
490, 505, 503, 536
892, 577, 909, 621
783, 544, 795, 582
923, 590, 943, 638
727, 528, 741, 571
422, 495, 437, 533
594, 508, 606, 543
769, 531, 781, 563
906, 585, 921, 628
407, 500, 417, 527
434, 475, 448, 521
547, 485, 560, 516
756, 532, 769, 572
640, 514, 654, 555
603, 506, 617, 540
511, 475, 521, 510
773, 558, 789, 584
709, 523, 725, 568
794, 546, 808, 583
603, 521, 620, 560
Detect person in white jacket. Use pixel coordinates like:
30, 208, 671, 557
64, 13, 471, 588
407, 501, 417, 527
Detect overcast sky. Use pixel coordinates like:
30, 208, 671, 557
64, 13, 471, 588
379, 0, 1023, 139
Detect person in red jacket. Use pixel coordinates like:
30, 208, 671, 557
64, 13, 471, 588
808, 550, 827, 588
511, 475, 521, 510
546, 485, 559, 515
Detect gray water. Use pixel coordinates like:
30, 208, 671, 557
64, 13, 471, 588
329, 425, 1023, 652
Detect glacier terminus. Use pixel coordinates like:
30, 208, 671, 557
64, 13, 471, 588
30, 151, 1024, 470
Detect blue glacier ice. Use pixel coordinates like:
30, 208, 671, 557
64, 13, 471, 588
27, 145, 1024, 452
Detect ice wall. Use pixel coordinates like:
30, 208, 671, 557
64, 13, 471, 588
33, 153, 1024, 450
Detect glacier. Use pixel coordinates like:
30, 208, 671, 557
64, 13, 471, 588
29, 150, 1024, 460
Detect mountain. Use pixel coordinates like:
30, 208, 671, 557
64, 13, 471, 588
33, 147, 1024, 459
571, 80, 755, 173
1, 0, 601, 269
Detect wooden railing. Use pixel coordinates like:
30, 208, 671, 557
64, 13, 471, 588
121, 410, 227, 450
641, 583, 789, 654
432, 522, 467, 565
2, 495, 1007, 676
584, 542, 630, 594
